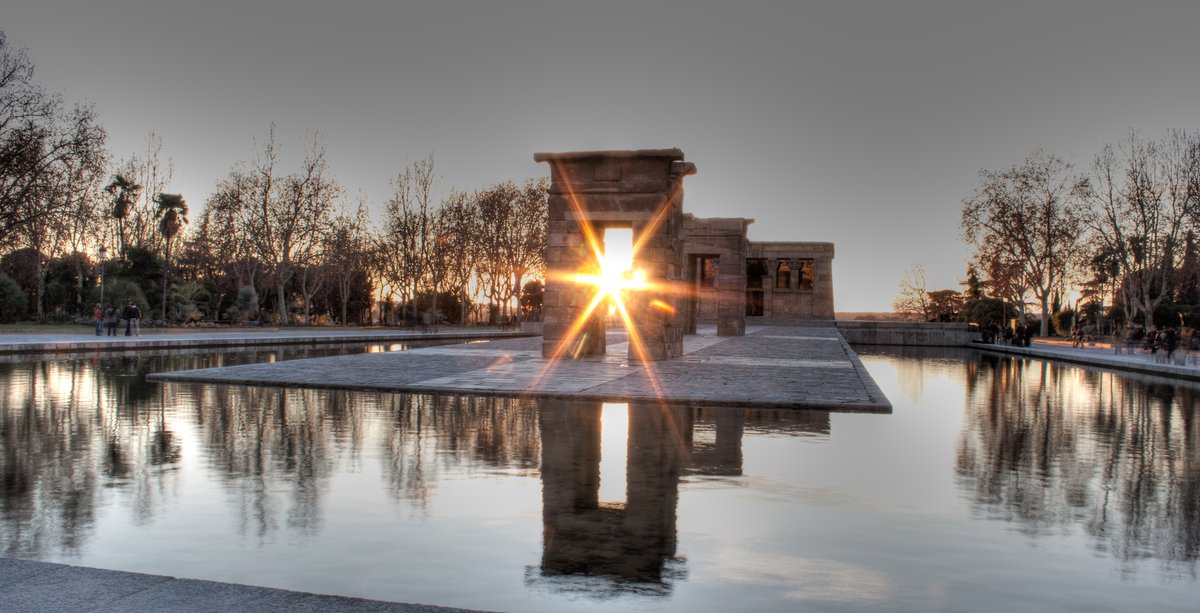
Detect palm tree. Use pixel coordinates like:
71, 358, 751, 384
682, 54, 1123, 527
105, 174, 141, 257
154, 193, 188, 322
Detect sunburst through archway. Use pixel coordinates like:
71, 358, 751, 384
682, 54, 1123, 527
542, 167, 691, 366
536, 166, 703, 405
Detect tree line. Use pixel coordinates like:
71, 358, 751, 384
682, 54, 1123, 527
0, 31, 547, 326
896, 130, 1200, 337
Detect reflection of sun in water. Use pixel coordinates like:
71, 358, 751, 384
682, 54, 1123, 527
598, 402, 630, 505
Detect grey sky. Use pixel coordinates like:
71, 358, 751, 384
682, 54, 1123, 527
5, 1, 1199, 312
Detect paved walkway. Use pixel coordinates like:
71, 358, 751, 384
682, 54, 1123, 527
0, 326, 533, 355
0, 557, 488, 613
149, 325, 892, 411
971, 339, 1200, 381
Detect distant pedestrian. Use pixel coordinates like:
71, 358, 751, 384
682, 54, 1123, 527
104, 304, 119, 336
128, 302, 142, 336
93, 303, 103, 336
123, 302, 133, 336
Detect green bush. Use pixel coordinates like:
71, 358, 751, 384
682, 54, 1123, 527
0, 272, 27, 323
172, 281, 210, 323
102, 278, 149, 312
1052, 308, 1077, 336
229, 285, 259, 323
43, 281, 69, 314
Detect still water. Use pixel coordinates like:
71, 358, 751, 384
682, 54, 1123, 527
0, 344, 1196, 611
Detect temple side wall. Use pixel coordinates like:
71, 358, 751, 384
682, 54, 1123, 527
748, 242, 835, 319
682, 216, 749, 336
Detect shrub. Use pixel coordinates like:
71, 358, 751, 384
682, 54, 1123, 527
1052, 308, 1077, 336
0, 272, 27, 323
102, 278, 148, 312
230, 285, 259, 323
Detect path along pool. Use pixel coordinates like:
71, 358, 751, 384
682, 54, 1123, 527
0, 343, 1196, 612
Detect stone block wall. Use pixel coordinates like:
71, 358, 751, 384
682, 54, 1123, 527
682, 215, 750, 336
835, 321, 980, 346
536, 149, 696, 361
748, 242, 835, 319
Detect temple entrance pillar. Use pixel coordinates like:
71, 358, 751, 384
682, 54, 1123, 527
536, 149, 697, 361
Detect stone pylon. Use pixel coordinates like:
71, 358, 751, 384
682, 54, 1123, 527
535, 149, 696, 361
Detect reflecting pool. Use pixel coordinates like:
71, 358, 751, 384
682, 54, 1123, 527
0, 344, 1196, 611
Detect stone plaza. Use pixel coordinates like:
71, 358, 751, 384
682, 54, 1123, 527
150, 325, 891, 411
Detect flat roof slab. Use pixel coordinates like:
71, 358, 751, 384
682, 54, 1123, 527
150, 325, 891, 411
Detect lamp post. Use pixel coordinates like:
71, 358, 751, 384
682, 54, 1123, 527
98, 246, 107, 305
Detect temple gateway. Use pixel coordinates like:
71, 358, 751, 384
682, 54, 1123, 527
536, 148, 834, 360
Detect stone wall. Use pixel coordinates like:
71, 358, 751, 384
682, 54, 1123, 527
682, 215, 750, 336
536, 149, 696, 361
834, 321, 980, 346
747, 242, 835, 319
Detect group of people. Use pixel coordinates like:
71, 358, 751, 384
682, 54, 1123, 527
1122, 325, 1189, 360
979, 322, 1037, 347
92, 302, 143, 337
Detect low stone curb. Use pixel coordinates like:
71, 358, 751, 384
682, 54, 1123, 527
0, 331, 535, 356
0, 557, 491, 612
971, 342, 1200, 382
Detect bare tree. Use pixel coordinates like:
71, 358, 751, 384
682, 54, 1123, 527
185, 195, 262, 320
210, 127, 340, 324
1083, 130, 1200, 328
325, 200, 373, 325
380, 155, 436, 326
506, 179, 548, 321
438, 191, 478, 324
976, 250, 1031, 327
0, 32, 107, 249
471, 179, 549, 324
57, 146, 108, 310
962, 151, 1088, 336
892, 263, 931, 321
474, 181, 517, 323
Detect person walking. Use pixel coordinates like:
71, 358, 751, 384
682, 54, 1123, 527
128, 302, 142, 336
93, 303, 103, 336
123, 302, 134, 336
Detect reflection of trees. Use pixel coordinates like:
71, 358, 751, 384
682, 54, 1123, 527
0, 360, 118, 556
196, 384, 349, 538
1, 345, 838, 580
0, 347, 371, 557
380, 394, 541, 508
958, 355, 1200, 574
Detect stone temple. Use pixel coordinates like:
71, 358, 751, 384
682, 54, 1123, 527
536, 149, 834, 361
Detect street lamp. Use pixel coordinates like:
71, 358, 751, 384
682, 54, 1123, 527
98, 246, 107, 304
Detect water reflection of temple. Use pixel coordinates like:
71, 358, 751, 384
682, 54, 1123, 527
533, 400, 829, 594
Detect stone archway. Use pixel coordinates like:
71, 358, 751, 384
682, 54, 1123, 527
535, 149, 696, 361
